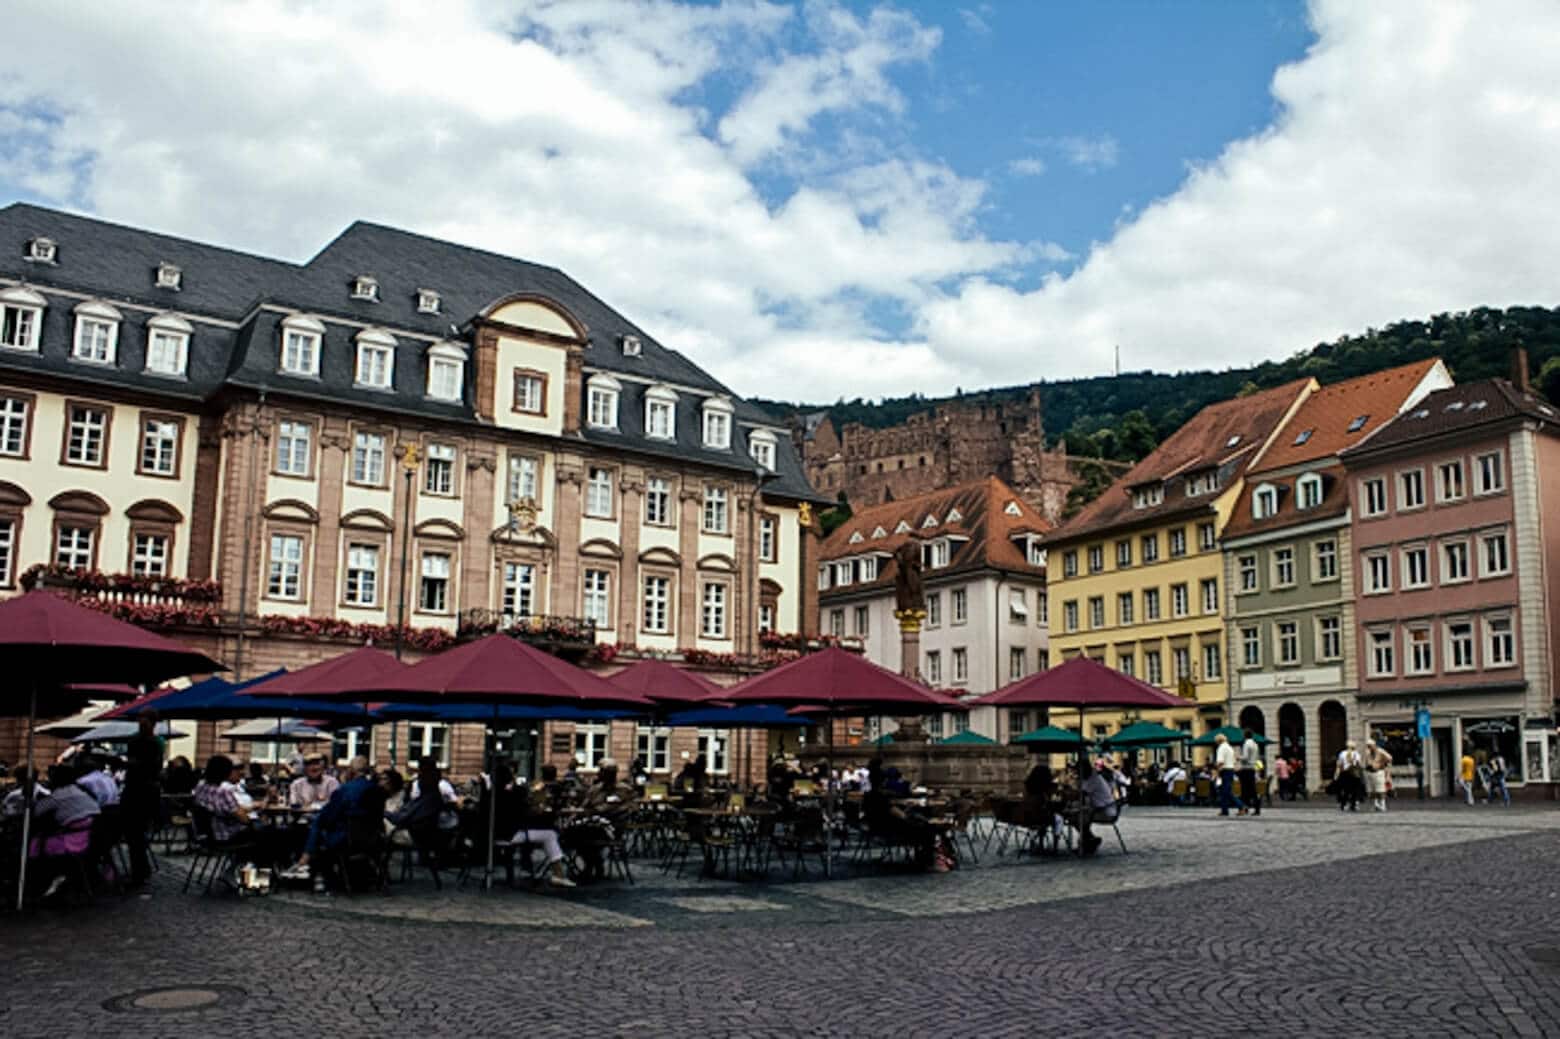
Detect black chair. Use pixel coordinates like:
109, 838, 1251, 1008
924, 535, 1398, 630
328, 818, 389, 894
182, 804, 254, 894
397, 824, 456, 889
769, 806, 829, 880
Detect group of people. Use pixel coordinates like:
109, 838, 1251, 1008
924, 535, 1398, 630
1212, 730, 1267, 817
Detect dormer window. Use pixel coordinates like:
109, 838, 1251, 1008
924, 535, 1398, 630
946, 508, 963, 523
701, 396, 733, 449
155, 262, 182, 290
0, 287, 46, 352
279, 314, 325, 376
354, 329, 397, 388
922, 538, 950, 569
1225, 435, 1242, 448
1185, 470, 1219, 497
1297, 472, 1324, 510
425, 341, 466, 402
587, 373, 621, 429
1004, 501, 1022, 517
848, 531, 864, 545
71, 300, 122, 365
894, 520, 912, 534
416, 288, 441, 314
620, 334, 642, 357
644, 384, 677, 440
351, 275, 379, 302
1253, 483, 1279, 520
749, 429, 777, 471
25, 237, 56, 264
1027, 541, 1046, 567
1131, 484, 1164, 509
922, 514, 939, 529
144, 313, 192, 377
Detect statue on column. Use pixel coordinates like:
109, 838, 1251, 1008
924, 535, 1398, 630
893, 541, 925, 616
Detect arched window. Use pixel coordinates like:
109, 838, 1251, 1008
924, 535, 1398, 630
748, 428, 777, 470
353, 328, 397, 389
1252, 483, 1280, 520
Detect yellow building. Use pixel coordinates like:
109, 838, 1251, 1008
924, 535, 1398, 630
1043, 379, 1314, 744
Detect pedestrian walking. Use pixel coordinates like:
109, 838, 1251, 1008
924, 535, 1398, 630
122, 710, 165, 887
1214, 733, 1239, 817
1363, 738, 1392, 812
1487, 752, 1511, 806
1335, 742, 1363, 811
1238, 729, 1261, 816
1457, 750, 1477, 805
1273, 755, 1292, 802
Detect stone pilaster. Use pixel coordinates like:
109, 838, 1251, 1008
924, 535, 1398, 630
462, 445, 497, 613
472, 327, 499, 423
678, 484, 702, 641
617, 467, 644, 643
311, 419, 351, 612
552, 453, 585, 617
187, 414, 224, 580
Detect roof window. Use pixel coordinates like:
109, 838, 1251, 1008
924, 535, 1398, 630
25, 237, 56, 264
416, 289, 441, 314
1346, 414, 1369, 432
1412, 408, 1430, 419
1225, 435, 1242, 448
1292, 428, 1312, 446
155, 262, 182, 290
621, 334, 642, 357
1445, 401, 1464, 412
1468, 400, 1488, 411
351, 275, 379, 302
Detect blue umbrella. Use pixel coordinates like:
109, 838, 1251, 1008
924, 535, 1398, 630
109, 670, 369, 724
74, 720, 187, 743
663, 704, 812, 728
371, 702, 640, 723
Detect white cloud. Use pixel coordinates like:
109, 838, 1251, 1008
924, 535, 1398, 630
1, 0, 1557, 405
1007, 156, 1047, 177
958, 5, 993, 36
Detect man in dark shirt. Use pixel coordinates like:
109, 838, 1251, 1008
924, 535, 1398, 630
122, 711, 165, 886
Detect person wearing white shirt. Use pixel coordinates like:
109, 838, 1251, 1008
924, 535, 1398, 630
1238, 732, 1262, 817
1214, 733, 1239, 817
1077, 763, 1118, 855
1335, 742, 1363, 812
1162, 763, 1188, 805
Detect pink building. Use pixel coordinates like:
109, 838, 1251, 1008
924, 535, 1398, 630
1342, 375, 1560, 795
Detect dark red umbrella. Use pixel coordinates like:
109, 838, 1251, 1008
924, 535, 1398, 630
235, 645, 407, 699
0, 589, 225, 911
605, 659, 723, 705
712, 646, 961, 713
971, 655, 1190, 711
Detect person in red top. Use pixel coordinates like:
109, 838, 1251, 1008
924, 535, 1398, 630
1272, 755, 1292, 801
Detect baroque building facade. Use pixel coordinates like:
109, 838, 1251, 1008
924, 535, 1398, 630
0, 203, 827, 780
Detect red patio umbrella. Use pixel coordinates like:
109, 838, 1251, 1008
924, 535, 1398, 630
712, 646, 963, 713
0, 589, 225, 911
605, 659, 723, 705
236, 645, 407, 699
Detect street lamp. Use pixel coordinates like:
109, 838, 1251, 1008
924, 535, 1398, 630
390, 442, 421, 770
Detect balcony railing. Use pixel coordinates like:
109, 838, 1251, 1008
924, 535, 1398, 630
20, 565, 223, 626
457, 610, 598, 653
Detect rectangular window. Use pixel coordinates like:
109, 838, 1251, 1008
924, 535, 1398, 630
282, 330, 319, 375
1368, 629, 1395, 677
138, 417, 180, 476
1140, 534, 1159, 563
1202, 641, 1221, 681
1402, 545, 1430, 589
1241, 626, 1261, 667
1298, 476, 1323, 510
644, 477, 671, 526
1145, 650, 1163, 686
828, 609, 845, 637
1143, 587, 1161, 620
1198, 522, 1216, 551
759, 515, 777, 562
1365, 551, 1391, 594
702, 486, 728, 533
355, 343, 394, 387
267, 534, 303, 599
146, 330, 188, 376
1442, 539, 1470, 582
641, 574, 671, 634
853, 605, 869, 636
428, 356, 463, 402
507, 454, 539, 505
758, 604, 774, 633
1238, 554, 1258, 592
424, 444, 455, 495
1062, 599, 1078, 633
419, 552, 451, 613
64, 404, 108, 466
641, 397, 674, 439
1173, 646, 1191, 681
1170, 583, 1189, 618
1475, 451, 1504, 495
1437, 460, 1465, 502
582, 568, 611, 629
585, 467, 614, 518
574, 724, 609, 771
130, 533, 168, 577
952, 587, 968, 624
1318, 616, 1342, 661
951, 647, 968, 684
925, 650, 942, 685
1117, 652, 1135, 678
502, 562, 536, 622
1088, 596, 1105, 628
1168, 528, 1186, 557
1115, 539, 1132, 568
409, 723, 449, 769
512, 371, 545, 414
1117, 591, 1134, 626
1313, 539, 1338, 581
0, 395, 29, 457
636, 726, 671, 773
1009, 647, 1027, 681
1272, 547, 1295, 587
1485, 615, 1515, 667
588, 386, 618, 428
1480, 530, 1510, 576
1088, 545, 1104, 573
1200, 578, 1218, 614
1038, 590, 1048, 626
1062, 550, 1077, 578
1268, 620, 1296, 665
0, 518, 13, 585
1446, 620, 1475, 670
926, 592, 942, 628
702, 409, 730, 449
1362, 477, 1387, 517
1405, 626, 1434, 675
343, 543, 380, 606
0, 303, 40, 350
351, 431, 386, 486
700, 582, 728, 638
1398, 468, 1425, 510
276, 420, 312, 476
73, 317, 116, 363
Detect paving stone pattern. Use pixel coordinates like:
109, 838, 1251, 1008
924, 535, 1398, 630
4, 804, 1560, 1036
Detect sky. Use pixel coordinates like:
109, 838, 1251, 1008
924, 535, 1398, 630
1, 1, 1556, 403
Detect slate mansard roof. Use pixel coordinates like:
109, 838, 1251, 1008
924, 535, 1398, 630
0, 202, 823, 502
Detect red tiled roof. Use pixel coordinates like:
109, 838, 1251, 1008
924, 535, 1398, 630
1250, 359, 1444, 473
1049, 378, 1314, 543
1222, 462, 1350, 541
1342, 376, 1560, 458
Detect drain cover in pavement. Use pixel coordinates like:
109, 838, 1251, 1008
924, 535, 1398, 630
102, 985, 246, 1013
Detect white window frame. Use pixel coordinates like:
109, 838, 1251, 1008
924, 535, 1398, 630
1116, 591, 1133, 626
701, 398, 733, 449
1364, 551, 1391, 594
951, 647, 969, 685
1441, 538, 1470, 583
759, 515, 777, 562
700, 582, 728, 639
55, 525, 94, 570
419, 551, 451, 613
354, 330, 396, 389
1062, 600, 1078, 633
1367, 628, 1395, 678
1145, 650, 1163, 686
144, 314, 192, 377
279, 315, 324, 377
1313, 539, 1338, 582
65, 405, 107, 466
925, 650, 942, 685
351, 431, 386, 486
1170, 582, 1189, 618
1404, 625, 1434, 676
1484, 614, 1515, 667
343, 543, 381, 607
926, 592, 942, 628
582, 568, 611, 629
0, 287, 45, 352
1271, 547, 1295, 588
1115, 540, 1132, 568
276, 420, 312, 477
1168, 527, 1187, 557
1240, 626, 1261, 668
1474, 450, 1504, 496
1361, 477, 1387, 517
267, 533, 304, 599
1253, 484, 1279, 520
587, 374, 621, 430
1237, 554, 1258, 593
952, 587, 969, 624
1397, 468, 1426, 511
1202, 641, 1221, 681
0, 395, 26, 457
1010, 647, 1027, 681
71, 301, 121, 365
1173, 646, 1191, 681
1198, 522, 1216, 552
507, 454, 540, 507
502, 561, 536, 622
1401, 544, 1430, 589
1445, 618, 1475, 672
1436, 459, 1465, 503
130, 532, 169, 577
585, 467, 614, 519
644, 476, 672, 526
140, 417, 179, 476
749, 430, 777, 471
1200, 577, 1218, 614
644, 386, 677, 440
1297, 473, 1323, 510
642, 574, 672, 634
1143, 587, 1161, 620
574, 723, 609, 771
0, 517, 15, 585
1088, 545, 1104, 573
1479, 528, 1511, 577
1140, 534, 1159, 563
1317, 615, 1342, 662
636, 725, 671, 773
1088, 596, 1105, 629
423, 443, 456, 496
1276, 620, 1299, 666
426, 342, 465, 402
702, 486, 729, 533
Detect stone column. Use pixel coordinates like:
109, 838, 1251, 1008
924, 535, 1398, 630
551, 453, 585, 617
461, 445, 497, 614
894, 608, 929, 742
187, 415, 224, 580
677, 484, 703, 641
311, 419, 351, 611
616, 467, 644, 644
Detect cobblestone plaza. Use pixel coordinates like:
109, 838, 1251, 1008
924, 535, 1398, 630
5, 804, 1559, 1036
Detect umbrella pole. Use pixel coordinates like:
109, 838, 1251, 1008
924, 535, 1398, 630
15, 680, 36, 912
485, 704, 498, 892
825, 707, 835, 879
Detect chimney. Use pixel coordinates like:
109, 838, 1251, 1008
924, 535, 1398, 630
1512, 346, 1531, 393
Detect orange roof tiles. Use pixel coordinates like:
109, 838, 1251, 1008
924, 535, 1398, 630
1251, 359, 1444, 474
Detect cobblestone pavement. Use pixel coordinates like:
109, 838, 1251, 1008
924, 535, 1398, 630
5, 804, 1560, 1037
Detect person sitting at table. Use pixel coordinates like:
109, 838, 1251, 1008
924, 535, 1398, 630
1077, 761, 1118, 856
673, 756, 708, 797
767, 756, 796, 805
405, 758, 461, 831
4, 765, 47, 818
163, 755, 197, 795
567, 759, 636, 882
288, 755, 340, 809
74, 754, 120, 808
485, 763, 574, 888
29, 763, 103, 900
1162, 761, 1189, 804
863, 762, 939, 870
1020, 763, 1060, 840
281, 756, 386, 892
194, 755, 253, 843
244, 761, 270, 800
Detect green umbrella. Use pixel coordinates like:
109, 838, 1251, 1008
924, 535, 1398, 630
868, 733, 895, 746
1103, 720, 1187, 749
1013, 725, 1088, 753
939, 730, 996, 746
1190, 725, 1272, 748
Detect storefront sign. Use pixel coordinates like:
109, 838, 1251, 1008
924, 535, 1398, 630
1416, 708, 1431, 741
